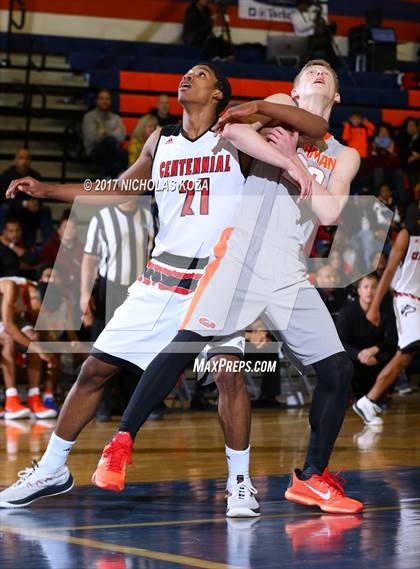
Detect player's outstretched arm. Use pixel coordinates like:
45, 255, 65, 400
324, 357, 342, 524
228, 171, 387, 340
217, 94, 328, 140
367, 229, 409, 326
5, 129, 161, 204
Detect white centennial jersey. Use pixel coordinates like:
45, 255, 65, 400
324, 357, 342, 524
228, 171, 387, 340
151, 124, 245, 259
392, 234, 420, 297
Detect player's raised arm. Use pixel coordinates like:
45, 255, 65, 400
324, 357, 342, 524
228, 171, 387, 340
5, 128, 161, 205
216, 94, 328, 140
367, 229, 410, 326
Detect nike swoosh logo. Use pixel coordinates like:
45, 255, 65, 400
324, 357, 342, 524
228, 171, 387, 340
304, 483, 331, 500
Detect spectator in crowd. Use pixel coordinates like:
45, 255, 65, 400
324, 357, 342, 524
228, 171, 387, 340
404, 199, 420, 234
315, 264, 347, 320
370, 123, 405, 199
81, 198, 154, 420
82, 88, 127, 178
0, 149, 53, 242
290, 1, 317, 37
291, 1, 337, 63
182, 0, 213, 49
0, 277, 57, 419
342, 113, 375, 160
149, 95, 178, 127
398, 117, 420, 189
336, 274, 397, 401
373, 183, 401, 231
0, 148, 42, 204
328, 249, 344, 286
0, 218, 38, 278
128, 114, 159, 166
39, 210, 83, 306
35, 264, 81, 412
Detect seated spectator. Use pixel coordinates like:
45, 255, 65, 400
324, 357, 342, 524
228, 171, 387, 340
0, 218, 38, 278
82, 88, 127, 178
39, 210, 83, 306
182, 0, 213, 48
315, 264, 347, 320
328, 249, 345, 286
35, 264, 81, 412
0, 149, 53, 240
0, 148, 42, 204
0, 276, 57, 419
149, 95, 178, 127
336, 274, 397, 400
398, 117, 420, 189
370, 124, 405, 198
374, 184, 401, 233
128, 114, 159, 166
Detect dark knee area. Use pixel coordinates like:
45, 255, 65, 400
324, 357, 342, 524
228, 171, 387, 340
77, 356, 118, 390
214, 370, 244, 393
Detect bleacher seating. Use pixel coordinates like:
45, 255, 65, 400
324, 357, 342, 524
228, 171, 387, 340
1, 31, 419, 189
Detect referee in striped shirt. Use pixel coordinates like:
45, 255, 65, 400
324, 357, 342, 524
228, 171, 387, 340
81, 198, 154, 420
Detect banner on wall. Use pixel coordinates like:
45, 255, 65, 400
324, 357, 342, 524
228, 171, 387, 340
238, 0, 295, 22
238, 1, 328, 23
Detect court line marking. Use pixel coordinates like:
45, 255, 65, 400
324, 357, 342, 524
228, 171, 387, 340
6, 502, 419, 533
0, 525, 247, 569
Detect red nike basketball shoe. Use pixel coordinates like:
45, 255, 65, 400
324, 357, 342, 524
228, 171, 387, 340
92, 432, 133, 492
285, 468, 363, 514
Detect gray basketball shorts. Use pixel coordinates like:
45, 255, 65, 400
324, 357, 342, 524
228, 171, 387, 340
182, 226, 343, 367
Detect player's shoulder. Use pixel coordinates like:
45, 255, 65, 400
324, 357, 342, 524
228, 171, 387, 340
335, 144, 360, 170
264, 93, 296, 106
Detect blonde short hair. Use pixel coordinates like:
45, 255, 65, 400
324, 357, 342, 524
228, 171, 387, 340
294, 59, 339, 92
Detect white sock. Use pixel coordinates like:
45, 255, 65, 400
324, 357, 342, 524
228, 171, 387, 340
28, 387, 40, 397
226, 445, 251, 490
5, 388, 18, 397
38, 432, 75, 472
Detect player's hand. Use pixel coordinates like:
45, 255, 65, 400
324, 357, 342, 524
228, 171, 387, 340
215, 101, 259, 133
266, 126, 298, 159
358, 347, 379, 365
37, 350, 58, 369
6, 177, 49, 200
366, 306, 380, 327
284, 157, 313, 203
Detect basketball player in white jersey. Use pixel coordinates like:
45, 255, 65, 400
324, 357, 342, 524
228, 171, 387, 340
353, 204, 420, 426
1, 63, 325, 512
98, 60, 365, 514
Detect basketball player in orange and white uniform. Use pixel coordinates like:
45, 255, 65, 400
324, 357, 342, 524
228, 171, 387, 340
1, 63, 324, 512
0, 277, 56, 419
353, 204, 420, 426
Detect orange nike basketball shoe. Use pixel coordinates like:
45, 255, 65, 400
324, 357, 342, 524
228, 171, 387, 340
285, 468, 363, 514
92, 432, 133, 492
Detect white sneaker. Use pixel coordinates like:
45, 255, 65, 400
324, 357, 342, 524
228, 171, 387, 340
353, 396, 383, 426
0, 460, 74, 508
226, 479, 260, 518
